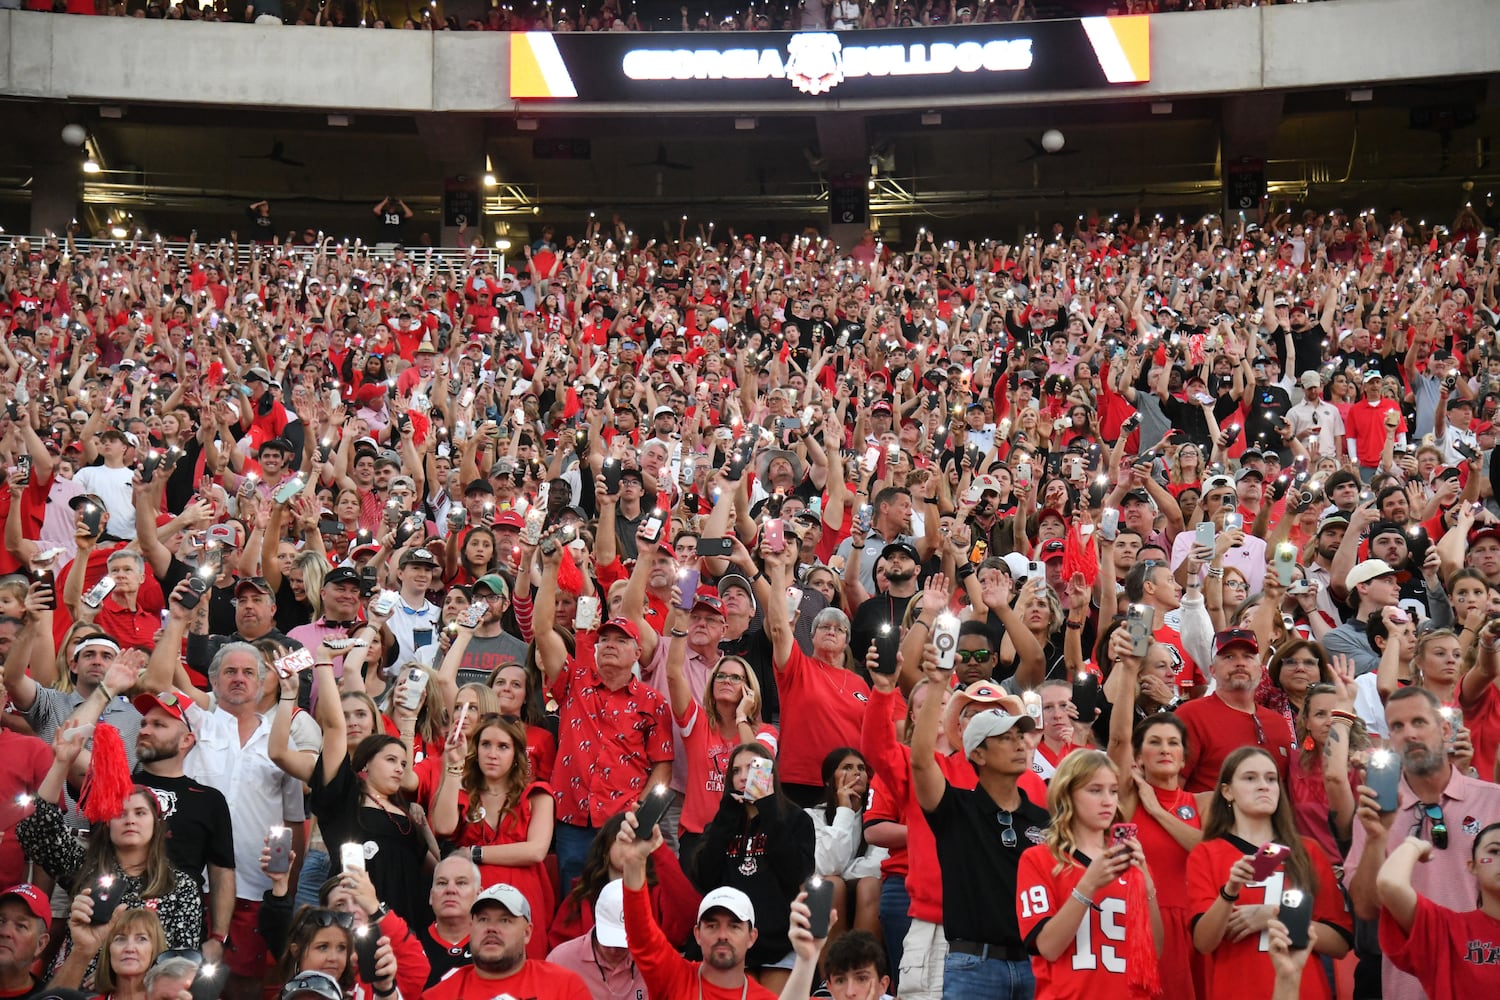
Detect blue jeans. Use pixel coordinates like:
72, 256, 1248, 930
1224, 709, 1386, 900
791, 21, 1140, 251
942, 952, 1034, 1000
554, 821, 598, 896
295, 848, 330, 910
879, 875, 911, 991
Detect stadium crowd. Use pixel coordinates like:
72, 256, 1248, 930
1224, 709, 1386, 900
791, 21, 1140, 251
0, 197, 1499, 1000
10, 0, 1336, 31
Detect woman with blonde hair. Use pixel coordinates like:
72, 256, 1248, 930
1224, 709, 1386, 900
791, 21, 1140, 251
1016, 749, 1162, 998
49, 904, 167, 997
431, 713, 555, 955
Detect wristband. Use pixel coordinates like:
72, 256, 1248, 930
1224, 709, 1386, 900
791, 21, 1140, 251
1070, 888, 1100, 911
1065, 620, 1084, 631
851, 544, 865, 550
471, 845, 483, 866
373, 988, 396, 999
668, 629, 688, 638
1329, 710, 1358, 724
1206, 568, 1225, 579
1219, 885, 1240, 904
910, 619, 931, 633
753, 570, 767, 583
208, 932, 227, 944
97, 683, 115, 702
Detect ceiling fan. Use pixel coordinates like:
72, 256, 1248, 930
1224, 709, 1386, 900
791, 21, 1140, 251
240, 139, 305, 168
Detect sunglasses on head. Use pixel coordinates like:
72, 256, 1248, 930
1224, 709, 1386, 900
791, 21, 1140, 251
306, 909, 355, 930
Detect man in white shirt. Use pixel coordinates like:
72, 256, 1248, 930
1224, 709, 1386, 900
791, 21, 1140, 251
1285, 371, 1346, 461
181, 636, 315, 1000
73, 428, 138, 540
383, 547, 443, 665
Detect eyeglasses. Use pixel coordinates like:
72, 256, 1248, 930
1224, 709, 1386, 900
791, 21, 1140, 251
1419, 803, 1449, 850
713, 672, 747, 684
995, 809, 1017, 849
306, 909, 355, 930
815, 623, 849, 634
955, 649, 993, 663
1281, 658, 1321, 670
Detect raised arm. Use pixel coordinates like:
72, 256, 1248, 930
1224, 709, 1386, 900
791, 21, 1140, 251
908, 641, 949, 813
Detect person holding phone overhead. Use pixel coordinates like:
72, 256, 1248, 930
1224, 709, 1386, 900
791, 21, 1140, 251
1015, 750, 1163, 999
1377, 827, 1500, 994
1187, 748, 1351, 1000
299, 642, 439, 930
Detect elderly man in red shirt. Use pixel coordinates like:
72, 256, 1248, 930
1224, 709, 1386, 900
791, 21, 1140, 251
533, 536, 674, 894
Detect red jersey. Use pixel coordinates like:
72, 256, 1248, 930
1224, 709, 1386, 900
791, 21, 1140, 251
1344, 398, 1406, 468
1379, 895, 1500, 996
419, 960, 590, 1000
1187, 836, 1350, 1000
546, 633, 675, 827
1176, 695, 1292, 793
1460, 681, 1500, 786
1016, 845, 1138, 1000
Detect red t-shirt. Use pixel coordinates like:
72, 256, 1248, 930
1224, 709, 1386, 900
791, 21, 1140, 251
419, 961, 590, 1000
1132, 784, 1200, 914
1176, 695, 1293, 793
1344, 398, 1406, 468
774, 645, 882, 788
1460, 682, 1500, 786
675, 699, 778, 835
546, 634, 675, 827
1379, 895, 1500, 996
1016, 846, 1139, 1000
1187, 836, 1350, 1000
622, 883, 778, 1000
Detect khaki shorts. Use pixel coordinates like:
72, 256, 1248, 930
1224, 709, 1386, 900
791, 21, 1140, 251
897, 918, 948, 1000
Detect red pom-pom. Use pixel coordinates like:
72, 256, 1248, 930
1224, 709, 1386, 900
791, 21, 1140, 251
1124, 867, 1161, 998
79, 724, 134, 825
556, 546, 584, 596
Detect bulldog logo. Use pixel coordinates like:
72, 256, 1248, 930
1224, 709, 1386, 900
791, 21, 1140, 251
785, 33, 845, 95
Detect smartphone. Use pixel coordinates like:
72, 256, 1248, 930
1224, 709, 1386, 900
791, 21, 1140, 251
1016, 461, 1033, 486
1069, 456, 1084, 480
189, 963, 225, 1000
725, 446, 755, 481
1223, 511, 1244, 534
522, 506, 545, 546
602, 459, 622, 495
274, 649, 315, 679
784, 585, 802, 617
1440, 706, 1464, 749
399, 667, 429, 711
82, 575, 117, 609
90, 875, 125, 924
1279, 889, 1313, 950
872, 623, 899, 676
1073, 671, 1100, 719
931, 613, 960, 673
1248, 842, 1289, 883
969, 539, 988, 564
856, 504, 873, 533
322, 638, 369, 651
1366, 748, 1402, 812
764, 518, 785, 553
460, 602, 486, 629
340, 842, 367, 872
81, 501, 105, 539
1099, 507, 1119, 541
1125, 604, 1155, 657
574, 594, 600, 631
31, 565, 56, 611
698, 537, 734, 558
140, 450, 162, 484
1274, 542, 1297, 587
272, 477, 304, 504
14, 455, 31, 487
353, 924, 380, 983
642, 513, 665, 544
1027, 560, 1045, 584
803, 875, 835, 939
266, 826, 292, 874
371, 590, 399, 617
862, 446, 882, 476
1195, 521, 1216, 551
383, 502, 403, 527
743, 757, 775, 801
1110, 822, 1138, 846
633, 784, 673, 837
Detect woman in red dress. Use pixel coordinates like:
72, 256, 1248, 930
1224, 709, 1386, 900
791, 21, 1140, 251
430, 713, 555, 957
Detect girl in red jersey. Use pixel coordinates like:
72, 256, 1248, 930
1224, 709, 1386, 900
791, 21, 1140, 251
1187, 748, 1352, 1000
1016, 750, 1162, 1000
1106, 628, 1213, 1000
1378, 826, 1500, 995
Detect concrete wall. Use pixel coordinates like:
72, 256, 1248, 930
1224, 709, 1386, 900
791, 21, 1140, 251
0, 0, 1496, 115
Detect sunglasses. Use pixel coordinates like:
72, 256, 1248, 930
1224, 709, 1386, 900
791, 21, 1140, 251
1419, 803, 1448, 850
995, 809, 1017, 849
306, 909, 355, 930
955, 649, 993, 663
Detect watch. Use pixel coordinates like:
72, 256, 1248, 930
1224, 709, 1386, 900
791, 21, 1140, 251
471, 845, 483, 866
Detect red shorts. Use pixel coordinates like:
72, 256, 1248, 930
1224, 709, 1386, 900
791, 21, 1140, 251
224, 899, 269, 980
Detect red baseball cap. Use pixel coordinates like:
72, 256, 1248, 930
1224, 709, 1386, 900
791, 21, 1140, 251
1040, 538, 1066, 561
1214, 628, 1259, 656
0, 884, 49, 923
494, 510, 526, 529
599, 618, 641, 644
132, 690, 193, 731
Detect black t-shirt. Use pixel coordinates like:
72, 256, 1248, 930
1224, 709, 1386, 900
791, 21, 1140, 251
135, 771, 236, 889
720, 626, 779, 725
379, 209, 407, 240
924, 782, 1050, 947
1158, 395, 1212, 452
850, 592, 914, 671
1282, 322, 1328, 377
417, 925, 471, 987
1244, 385, 1293, 451
309, 754, 435, 929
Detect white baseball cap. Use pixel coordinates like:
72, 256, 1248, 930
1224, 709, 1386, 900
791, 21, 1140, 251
697, 886, 755, 926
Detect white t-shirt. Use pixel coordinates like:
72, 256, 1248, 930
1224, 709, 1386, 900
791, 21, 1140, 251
73, 463, 137, 539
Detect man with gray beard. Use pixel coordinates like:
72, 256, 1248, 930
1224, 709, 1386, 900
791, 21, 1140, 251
1174, 629, 1294, 792
1347, 685, 1500, 1000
